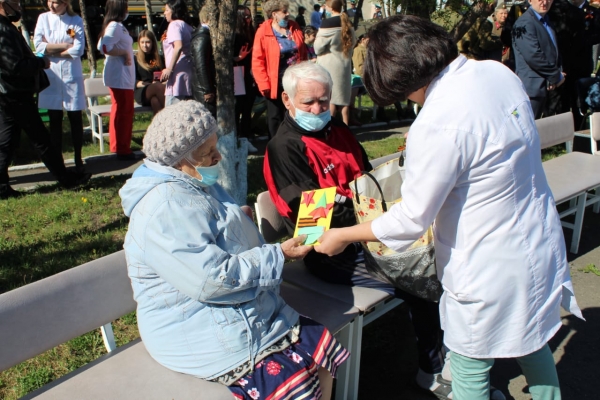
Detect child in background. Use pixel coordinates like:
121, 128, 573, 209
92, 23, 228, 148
304, 25, 318, 62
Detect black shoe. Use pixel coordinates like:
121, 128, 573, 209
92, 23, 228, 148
74, 164, 87, 175
117, 153, 137, 161
0, 185, 24, 200
58, 171, 91, 189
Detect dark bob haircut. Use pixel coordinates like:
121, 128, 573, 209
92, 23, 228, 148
166, 0, 188, 21
363, 15, 458, 105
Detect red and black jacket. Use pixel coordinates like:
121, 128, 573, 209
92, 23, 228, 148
264, 113, 371, 235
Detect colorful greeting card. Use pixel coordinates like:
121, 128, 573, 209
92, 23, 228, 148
293, 187, 337, 245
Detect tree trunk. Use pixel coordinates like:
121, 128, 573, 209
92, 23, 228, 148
144, 0, 154, 35
381, 2, 388, 19
450, 0, 488, 42
205, 0, 248, 205
78, 0, 97, 77
250, 0, 258, 29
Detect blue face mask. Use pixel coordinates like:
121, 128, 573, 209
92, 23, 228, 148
325, 11, 332, 18
278, 16, 288, 28
187, 159, 220, 186
293, 106, 331, 132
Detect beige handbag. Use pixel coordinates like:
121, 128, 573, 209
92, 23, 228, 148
350, 156, 442, 302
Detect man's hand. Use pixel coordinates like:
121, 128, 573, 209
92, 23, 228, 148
281, 235, 312, 260
549, 72, 567, 91
313, 228, 351, 256
42, 56, 51, 69
123, 52, 132, 66
261, 89, 270, 98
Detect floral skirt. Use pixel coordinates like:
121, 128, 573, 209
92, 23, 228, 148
229, 316, 349, 400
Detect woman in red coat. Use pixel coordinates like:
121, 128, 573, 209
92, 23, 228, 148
252, 0, 307, 138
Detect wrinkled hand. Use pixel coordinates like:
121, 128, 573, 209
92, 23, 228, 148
281, 235, 313, 260
313, 228, 351, 256
240, 205, 253, 220
161, 68, 172, 82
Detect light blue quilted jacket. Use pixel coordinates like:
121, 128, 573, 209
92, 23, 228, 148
120, 160, 298, 379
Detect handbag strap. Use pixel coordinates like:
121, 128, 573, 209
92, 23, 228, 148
353, 171, 388, 212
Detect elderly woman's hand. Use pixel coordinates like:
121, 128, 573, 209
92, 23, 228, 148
281, 235, 313, 260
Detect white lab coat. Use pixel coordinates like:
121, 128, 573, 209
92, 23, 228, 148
97, 21, 135, 90
371, 55, 583, 359
34, 12, 86, 111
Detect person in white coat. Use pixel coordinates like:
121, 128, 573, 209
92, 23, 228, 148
97, 0, 136, 160
315, 15, 584, 400
34, 0, 86, 172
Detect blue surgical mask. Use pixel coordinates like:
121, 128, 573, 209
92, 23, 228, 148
278, 17, 288, 28
325, 11, 332, 18
293, 107, 331, 132
187, 159, 220, 186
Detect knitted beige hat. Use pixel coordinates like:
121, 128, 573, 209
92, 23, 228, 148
143, 101, 218, 166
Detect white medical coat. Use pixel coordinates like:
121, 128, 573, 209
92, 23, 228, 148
97, 21, 135, 90
371, 55, 583, 359
34, 12, 86, 111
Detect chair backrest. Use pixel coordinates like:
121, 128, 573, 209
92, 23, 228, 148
535, 112, 575, 150
370, 151, 403, 169
0, 251, 136, 371
591, 112, 600, 155
84, 77, 110, 98
255, 191, 288, 243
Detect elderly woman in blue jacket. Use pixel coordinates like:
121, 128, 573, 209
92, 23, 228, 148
119, 100, 348, 399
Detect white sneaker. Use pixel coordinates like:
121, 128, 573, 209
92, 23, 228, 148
247, 142, 258, 153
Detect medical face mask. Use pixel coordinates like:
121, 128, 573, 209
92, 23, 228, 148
325, 11, 332, 18
186, 157, 220, 187
194, 163, 220, 186
278, 16, 288, 28
291, 100, 331, 132
123, 13, 129, 21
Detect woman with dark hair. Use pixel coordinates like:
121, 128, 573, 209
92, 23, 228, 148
161, 0, 193, 105
134, 30, 165, 113
316, 15, 583, 400
34, 0, 86, 172
233, 5, 257, 151
252, 0, 307, 138
314, 0, 355, 125
97, 0, 136, 160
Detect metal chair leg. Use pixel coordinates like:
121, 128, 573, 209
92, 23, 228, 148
570, 193, 587, 254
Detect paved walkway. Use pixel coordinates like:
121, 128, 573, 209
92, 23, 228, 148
7, 124, 598, 399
